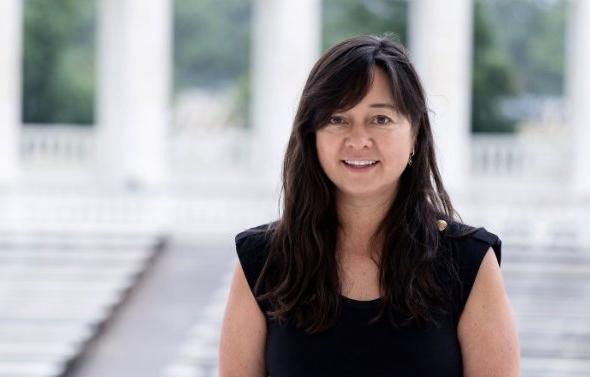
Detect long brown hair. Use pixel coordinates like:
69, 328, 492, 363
254, 34, 467, 334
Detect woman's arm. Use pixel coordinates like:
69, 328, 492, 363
219, 262, 267, 377
458, 247, 521, 377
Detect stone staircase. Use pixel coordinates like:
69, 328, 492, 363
0, 231, 167, 377
160, 271, 231, 377
504, 243, 590, 377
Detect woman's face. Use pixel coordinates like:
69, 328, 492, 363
315, 66, 415, 201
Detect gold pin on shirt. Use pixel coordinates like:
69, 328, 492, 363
436, 219, 448, 231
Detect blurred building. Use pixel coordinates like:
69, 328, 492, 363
1, 0, 589, 236
0, 1, 589, 375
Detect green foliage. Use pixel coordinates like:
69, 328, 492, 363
174, 0, 252, 127
322, 0, 407, 50
471, 0, 566, 132
472, 0, 518, 133
485, 0, 566, 95
22, 0, 95, 125
174, 0, 251, 90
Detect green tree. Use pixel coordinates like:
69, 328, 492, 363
22, 0, 95, 125
174, 0, 252, 127
486, 0, 566, 95
471, 0, 518, 133
322, 0, 407, 50
174, 0, 251, 89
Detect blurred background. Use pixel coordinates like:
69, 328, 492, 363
0, 0, 588, 376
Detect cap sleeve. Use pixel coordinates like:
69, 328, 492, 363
234, 223, 273, 312
446, 226, 502, 322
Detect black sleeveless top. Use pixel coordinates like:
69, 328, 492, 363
234, 220, 502, 377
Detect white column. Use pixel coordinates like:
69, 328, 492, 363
409, 0, 473, 195
250, 0, 321, 200
0, 0, 22, 186
567, 0, 590, 197
97, 0, 171, 189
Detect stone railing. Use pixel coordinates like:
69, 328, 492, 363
20, 125, 570, 180
21, 124, 96, 167
470, 133, 569, 180
20, 124, 250, 172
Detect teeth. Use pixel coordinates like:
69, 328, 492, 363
344, 160, 377, 166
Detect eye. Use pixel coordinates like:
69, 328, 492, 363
328, 115, 345, 125
373, 115, 393, 125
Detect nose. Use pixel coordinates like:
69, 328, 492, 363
344, 126, 373, 150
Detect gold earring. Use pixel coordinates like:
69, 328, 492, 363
408, 150, 415, 166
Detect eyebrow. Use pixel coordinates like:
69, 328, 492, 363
332, 103, 399, 114
369, 103, 397, 110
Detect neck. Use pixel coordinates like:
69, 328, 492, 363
335, 189, 395, 258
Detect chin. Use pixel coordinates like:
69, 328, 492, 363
337, 186, 381, 198
336, 183, 397, 200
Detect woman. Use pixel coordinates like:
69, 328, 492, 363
219, 34, 520, 376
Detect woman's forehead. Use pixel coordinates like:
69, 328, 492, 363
361, 84, 396, 107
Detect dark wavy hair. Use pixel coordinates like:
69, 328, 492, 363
253, 34, 467, 334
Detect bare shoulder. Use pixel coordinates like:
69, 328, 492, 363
457, 247, 521, 376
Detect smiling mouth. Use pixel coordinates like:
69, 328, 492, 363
341, 160, 380, 169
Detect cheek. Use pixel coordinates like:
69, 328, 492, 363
315, 135, 334, 168
380, 138, 413, 169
